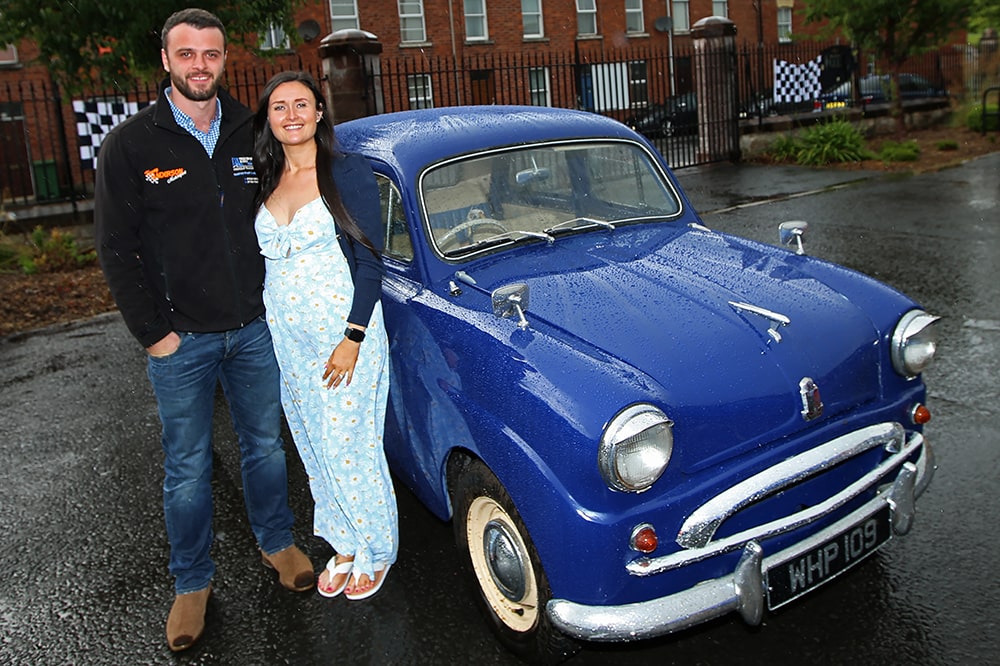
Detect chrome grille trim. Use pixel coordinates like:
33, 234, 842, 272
628, 423, 922, 577
678, 422, 904, 549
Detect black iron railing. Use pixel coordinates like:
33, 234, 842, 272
0, 41, 985, 211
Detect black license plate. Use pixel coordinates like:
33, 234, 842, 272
766, 505, 892, 610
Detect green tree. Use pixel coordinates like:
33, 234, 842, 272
0, 0, 302, 92
802, 0, 970, 131
969, 0, 1000, 41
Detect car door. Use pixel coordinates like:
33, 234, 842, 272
376, 172, 476, 517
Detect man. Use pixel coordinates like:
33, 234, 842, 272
95, 8, 313, 652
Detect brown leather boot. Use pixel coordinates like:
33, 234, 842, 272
261, 545, 315, 592
166, 585, 211, 652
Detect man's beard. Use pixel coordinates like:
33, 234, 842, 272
170, 71, 221, 102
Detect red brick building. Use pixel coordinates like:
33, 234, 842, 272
0, 2, 967, 206
0, 1, 807, 202
295, 0, 800, 58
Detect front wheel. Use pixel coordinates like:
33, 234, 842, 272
449, 457, 579, 664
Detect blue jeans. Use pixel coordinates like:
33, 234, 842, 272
146, 316, 295, 594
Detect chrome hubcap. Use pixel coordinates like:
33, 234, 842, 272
484, 519, 526, 600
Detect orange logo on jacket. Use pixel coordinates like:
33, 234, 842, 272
144, 167, 187, 184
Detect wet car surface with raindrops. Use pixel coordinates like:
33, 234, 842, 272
333, 106, 941, 662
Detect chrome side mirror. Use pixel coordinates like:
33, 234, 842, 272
779, 220, 808, 255
492, 283, 530, 329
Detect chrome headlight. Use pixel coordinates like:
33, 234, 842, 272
891, 310, 941, 378
598, 404, 673, 493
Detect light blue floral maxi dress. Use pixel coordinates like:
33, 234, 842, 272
255, 197, 397, 579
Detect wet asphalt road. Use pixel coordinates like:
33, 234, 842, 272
1, 154, 998, 665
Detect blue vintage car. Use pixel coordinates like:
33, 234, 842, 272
334, 106, 939, 662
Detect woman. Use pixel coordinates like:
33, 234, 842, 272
252, 71, 396, 600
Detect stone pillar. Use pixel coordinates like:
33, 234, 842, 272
692, 17, 739, 162
980, 27, 998, 53
318, 29, 384, 124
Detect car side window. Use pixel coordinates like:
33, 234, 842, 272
378, 174, 413, 261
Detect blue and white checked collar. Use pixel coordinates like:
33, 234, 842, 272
165, 87, 222, 157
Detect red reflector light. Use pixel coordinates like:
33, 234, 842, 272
912, 404, 932, 425
631, 525, 658, 554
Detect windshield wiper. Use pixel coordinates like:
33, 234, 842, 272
544, 216, 616, 234
444, 229, 555, 255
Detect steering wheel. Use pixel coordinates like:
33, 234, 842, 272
438, 214, 509, 251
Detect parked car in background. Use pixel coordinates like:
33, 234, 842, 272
739, 90, 776, 119
626, 92, 697, 137
815, 73, 948, 111
335, 106, 940, 663
739, 89, 814, 119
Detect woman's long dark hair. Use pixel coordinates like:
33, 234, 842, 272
253, 71, 377, 256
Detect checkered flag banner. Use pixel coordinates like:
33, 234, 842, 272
773, 55, 823, 104
73, 99, 150, 169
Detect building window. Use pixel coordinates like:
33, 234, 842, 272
576, 0, 597, 36
399, 0, 427, 43
465, 0, 489, 41
407, 74, 433, 109
629, 61, 648, 107
260, 24, 290, 51
777, 7, 792, 43
672, 0, 689, 34
528, 67, 551, 106
522, 0, 544, 39
0, 44, 17, 65
712, 0, 728, 18
330, 0, 360, 32
625, 0, 644, 33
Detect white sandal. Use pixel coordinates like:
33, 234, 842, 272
345, 563, 391, 601
317, 556, 354, 598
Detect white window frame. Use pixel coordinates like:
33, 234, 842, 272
777, 7, 792, 43
522, 0, 544, 39
260, 24, 290, 51
625, 0, 645, 34
629, 60, 648, 107
672, 0, 690, 34
576, 0, 597, 36
712, 0, 728, 18
329, 0, 360, 32
465, 0, 489, 41
407, 74, 434, 109
0, 44, 17, 65
528, 67, 551, 106
399, 0, 428, 43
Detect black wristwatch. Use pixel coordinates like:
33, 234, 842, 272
344, 327, 366, 343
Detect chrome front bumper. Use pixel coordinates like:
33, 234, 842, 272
547, 423, 934, 642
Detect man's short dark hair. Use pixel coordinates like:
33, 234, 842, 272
161, 8, 227, 50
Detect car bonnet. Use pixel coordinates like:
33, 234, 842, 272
464, 224, 897, 471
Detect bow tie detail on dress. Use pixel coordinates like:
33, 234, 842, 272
260, 224, 293, 259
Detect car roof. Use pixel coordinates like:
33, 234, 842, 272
334, 105, 641, 177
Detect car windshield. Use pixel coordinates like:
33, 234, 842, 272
420, 140, 682, 258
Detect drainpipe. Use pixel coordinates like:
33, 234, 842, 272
448, 0, 464, 105
754, 0, 765, 124
665, 0, 675, 96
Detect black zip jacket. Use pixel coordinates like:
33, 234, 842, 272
95, 81, 263, 348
